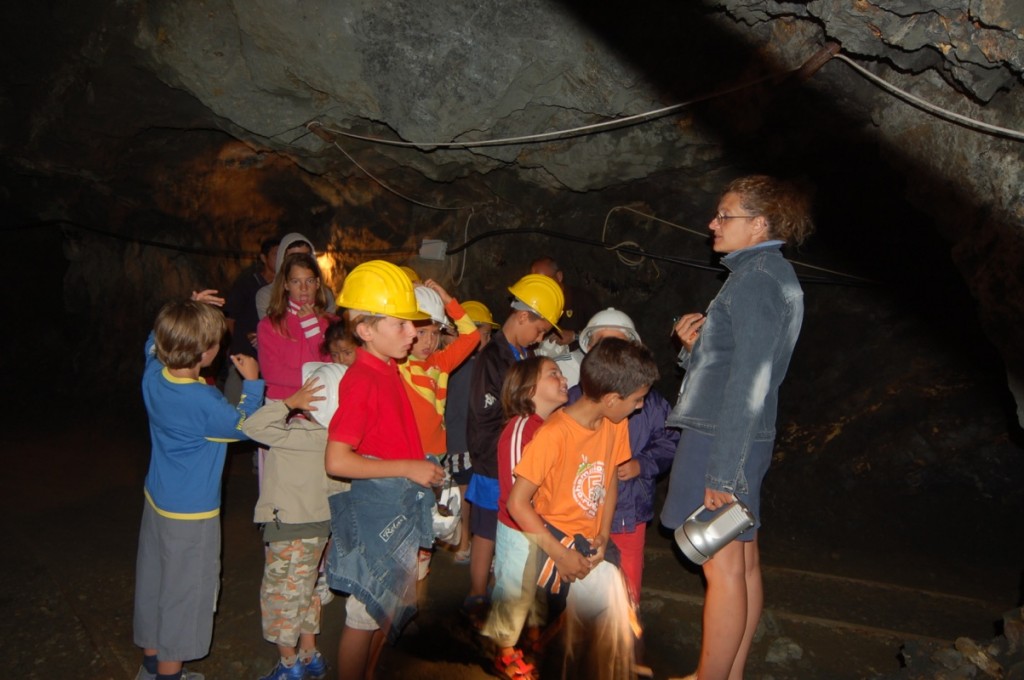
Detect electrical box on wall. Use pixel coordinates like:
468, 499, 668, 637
419, 239, 448, 260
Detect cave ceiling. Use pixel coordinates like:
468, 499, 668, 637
2, 0, 1023, 401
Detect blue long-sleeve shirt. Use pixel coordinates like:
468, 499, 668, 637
141, 332, 264, 518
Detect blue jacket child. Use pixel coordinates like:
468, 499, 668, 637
133, 293, 264, 680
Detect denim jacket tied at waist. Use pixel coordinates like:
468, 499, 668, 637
326, 474, 434, 642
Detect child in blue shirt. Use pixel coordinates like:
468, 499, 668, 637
133, 290, 264, 680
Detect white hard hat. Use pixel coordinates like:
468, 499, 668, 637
579, 308, 641, 353
301, 361, 348, 427
413, 285, 451, 329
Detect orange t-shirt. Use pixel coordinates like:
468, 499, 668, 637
513, 409, 631, 539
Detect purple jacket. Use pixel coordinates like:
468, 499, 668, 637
567, 385, 679, 533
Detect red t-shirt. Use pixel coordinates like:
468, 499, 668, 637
514, 409, 631, 539
497, 413, 544, 530
328, 348, 424, 461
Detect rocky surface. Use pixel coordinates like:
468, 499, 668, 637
2, 3, 1024, 676
3, 0, 1022, 401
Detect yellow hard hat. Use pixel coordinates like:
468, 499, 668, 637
336, 260, 430, 321
461, 300, 499, 328
399, 265, 421, 283
507, 274, 564, 330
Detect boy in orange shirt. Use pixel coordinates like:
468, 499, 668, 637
508, 338, 658, 680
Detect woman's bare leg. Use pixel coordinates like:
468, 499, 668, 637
692, 536, 762, 680
726, 539, 762, 680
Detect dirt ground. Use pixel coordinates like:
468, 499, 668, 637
2, 400, 1022, 680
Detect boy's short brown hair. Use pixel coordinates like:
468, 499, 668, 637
346, 310, 385, 335
153, 300, 226, 369
579, 337, 658, 400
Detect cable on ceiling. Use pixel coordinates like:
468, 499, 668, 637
445, 226, 876, 288
449, 208, 475, 287
311, 130, 470, 212
306, 66, 800, 151
832, 53, 1024, 141
302, 45, 836, 222
21, 219, 416, 259
602, 205, 876, 284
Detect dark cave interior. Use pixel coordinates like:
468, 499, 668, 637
2, 1, 1023, 678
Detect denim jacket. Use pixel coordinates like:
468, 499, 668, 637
326, 475, 434, 642
667, 242, 804, 494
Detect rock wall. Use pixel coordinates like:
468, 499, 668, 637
1, 2, 1021, 486
2, 4, 1022, 670
704, 0, 1024, 421
122, 0, 1024, 399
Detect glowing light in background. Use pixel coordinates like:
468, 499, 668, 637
317, 250, 345, 292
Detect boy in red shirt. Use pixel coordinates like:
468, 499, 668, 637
323, 261, 445, 680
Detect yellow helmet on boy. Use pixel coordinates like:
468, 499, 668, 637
461, 300, 499, 328
336, 260, 430, 321
507, 274, 564, 330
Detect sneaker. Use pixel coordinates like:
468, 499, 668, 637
258, 659, 305, 680
301, 651, 327, 680
494, 649, 536, 679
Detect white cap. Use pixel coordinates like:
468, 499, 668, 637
414, 285, 452, 330
300, 361, 348, 427
579, 308, 641, 352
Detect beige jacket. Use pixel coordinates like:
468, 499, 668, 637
242, 401, 349, 525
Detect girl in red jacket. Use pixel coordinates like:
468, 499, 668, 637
257, 252, 336, 401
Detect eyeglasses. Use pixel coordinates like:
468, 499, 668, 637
712, 212, 757, 223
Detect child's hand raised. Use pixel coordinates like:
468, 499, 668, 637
283, 377, 325, 412
191, 289, 225, 307
230, 354, 260, 381
404, 459, 445, 488
422, 279, 452, 305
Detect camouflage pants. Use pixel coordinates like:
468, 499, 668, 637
260, 536, 329, 646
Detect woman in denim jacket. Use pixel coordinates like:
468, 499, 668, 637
661, 175, 814, 680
